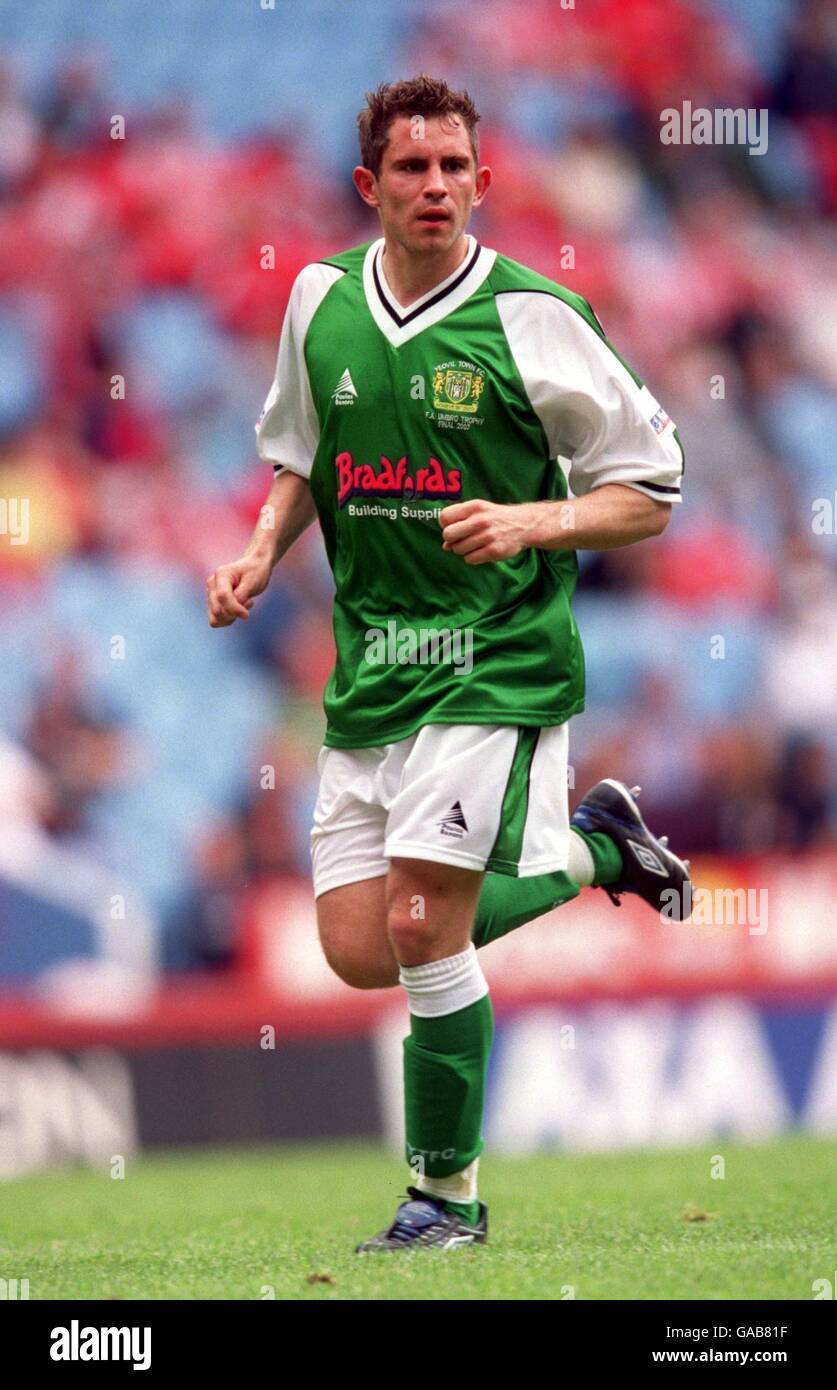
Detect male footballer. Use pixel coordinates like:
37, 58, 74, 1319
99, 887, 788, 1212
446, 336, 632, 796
207, 75, 690, 1253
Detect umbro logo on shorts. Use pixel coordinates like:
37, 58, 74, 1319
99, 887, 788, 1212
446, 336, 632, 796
437, 800, 468, 839
626, 839, 668, 876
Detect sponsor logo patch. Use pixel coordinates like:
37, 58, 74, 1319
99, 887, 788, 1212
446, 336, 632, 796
335, 451, 462, 508
650, 406, 672, 435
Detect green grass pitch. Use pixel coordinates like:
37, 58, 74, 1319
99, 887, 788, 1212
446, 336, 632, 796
1, 1135, 834, 1300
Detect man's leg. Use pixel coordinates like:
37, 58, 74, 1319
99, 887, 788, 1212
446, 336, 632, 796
314, 815, 673, 974
471, 827, 622, 948
313, 831, 620, 981
385, 856, 491, 1228
317, 875, 398, 988
472, 778, 694, 948
312, 742, 400, 988
468, 722, 624, 948
316, 865, 492, 1247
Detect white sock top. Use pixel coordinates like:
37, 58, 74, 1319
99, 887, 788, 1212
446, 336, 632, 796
399, 943, 489, 1018
567, 827, 595, 886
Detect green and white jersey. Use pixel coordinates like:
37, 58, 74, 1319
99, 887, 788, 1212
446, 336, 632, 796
255, 236, 684, 749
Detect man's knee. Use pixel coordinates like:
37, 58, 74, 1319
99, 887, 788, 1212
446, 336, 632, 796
386, 908, 438, 963
386, 858, 483, 965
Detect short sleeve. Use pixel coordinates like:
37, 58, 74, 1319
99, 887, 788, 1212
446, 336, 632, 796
255, 262, 344, 479
495, 290, 684, 503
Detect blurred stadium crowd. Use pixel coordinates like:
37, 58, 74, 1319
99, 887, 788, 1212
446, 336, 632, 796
0, 0, 834, 974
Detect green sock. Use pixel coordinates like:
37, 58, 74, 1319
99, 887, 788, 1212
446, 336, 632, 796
573, 829, 623, 885
443, 1198, 481, 1225
471, 869, 581, 949
404, 995, 494, 1178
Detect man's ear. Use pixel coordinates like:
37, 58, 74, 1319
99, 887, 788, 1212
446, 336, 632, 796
472, 165, 492, 210
352, 166, 380, 209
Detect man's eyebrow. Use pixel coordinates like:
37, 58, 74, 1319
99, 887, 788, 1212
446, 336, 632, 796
391, 153, 470, 165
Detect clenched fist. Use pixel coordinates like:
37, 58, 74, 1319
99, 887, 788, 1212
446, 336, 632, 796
438, 498, 536, 564
206, 554, 273, 627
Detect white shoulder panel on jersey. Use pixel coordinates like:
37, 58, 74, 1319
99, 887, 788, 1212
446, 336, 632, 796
255, 261, 345, 478
495, 291, 683, 502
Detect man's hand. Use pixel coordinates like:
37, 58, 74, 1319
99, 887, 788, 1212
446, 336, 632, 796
207, 471, 317, 628
441, 486, 671, 559
206, 554, 273, 627
439, 499, 536, 565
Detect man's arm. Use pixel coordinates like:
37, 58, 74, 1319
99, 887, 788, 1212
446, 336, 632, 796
206, 470, 317, 626
439, 484, 670, 566
208, 260, 340, 626
208, 259, 343, 625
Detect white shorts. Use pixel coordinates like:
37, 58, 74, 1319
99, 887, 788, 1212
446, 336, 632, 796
310, 722, 570, 898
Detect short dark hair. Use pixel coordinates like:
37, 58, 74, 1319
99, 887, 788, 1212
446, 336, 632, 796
357, 75, 481, 178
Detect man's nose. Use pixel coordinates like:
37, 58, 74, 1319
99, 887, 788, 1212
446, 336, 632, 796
422, 164, 448, 197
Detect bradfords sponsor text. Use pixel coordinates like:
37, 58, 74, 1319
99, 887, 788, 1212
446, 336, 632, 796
336, 451, 462, 508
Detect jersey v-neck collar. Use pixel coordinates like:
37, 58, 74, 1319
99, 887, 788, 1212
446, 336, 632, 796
363, 235, 497, 347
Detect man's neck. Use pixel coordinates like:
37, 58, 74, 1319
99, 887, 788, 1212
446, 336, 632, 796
380, 234, 471, 310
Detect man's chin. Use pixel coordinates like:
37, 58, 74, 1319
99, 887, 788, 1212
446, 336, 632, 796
407, 221, 463, 253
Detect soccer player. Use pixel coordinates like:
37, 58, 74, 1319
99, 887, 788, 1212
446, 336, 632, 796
207, 75, 690, 1253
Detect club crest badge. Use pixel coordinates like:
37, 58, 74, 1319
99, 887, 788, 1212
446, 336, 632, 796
432, 360, 486, 415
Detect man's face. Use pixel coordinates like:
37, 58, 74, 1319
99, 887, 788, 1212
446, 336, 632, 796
354, 113, 491, 255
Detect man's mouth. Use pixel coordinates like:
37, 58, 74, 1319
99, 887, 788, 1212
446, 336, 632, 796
418, 209, 450, 223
